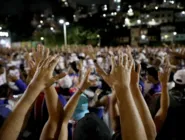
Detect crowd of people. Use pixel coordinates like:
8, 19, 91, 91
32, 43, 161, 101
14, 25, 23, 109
0, 44, 185, 140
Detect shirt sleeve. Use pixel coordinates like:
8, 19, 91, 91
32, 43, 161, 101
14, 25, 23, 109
15, 79, 27, 94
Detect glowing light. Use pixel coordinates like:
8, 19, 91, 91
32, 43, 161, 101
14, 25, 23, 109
40, 37, 44, 40
40, 20, 43, 24
155, 6, 158, 10
173, 32, 177, 35
50, 27, 54, 31
127, 8, 134, 16
141, 35, 146, 40
164, 35, 169, 39
0, 27, 2, 30
103, 14, 106, 17
137, 19, 141, 24
59, 19, 64, 24
65, 22, 70, 25
0, 32, 9, 37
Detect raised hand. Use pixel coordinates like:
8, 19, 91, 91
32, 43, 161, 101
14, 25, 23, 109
31, 55, 66, 89
95, 52, 133, 89
78, 68, 96, 91
131, 63, 141, 86
158, 66, 171, 86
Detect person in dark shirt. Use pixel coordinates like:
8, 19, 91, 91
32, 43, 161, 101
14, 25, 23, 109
156, 69, 185, 140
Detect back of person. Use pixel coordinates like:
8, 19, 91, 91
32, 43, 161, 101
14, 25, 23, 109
156, 88, 185, 140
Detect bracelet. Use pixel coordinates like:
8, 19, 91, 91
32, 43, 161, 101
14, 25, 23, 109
76, 87, 84, 93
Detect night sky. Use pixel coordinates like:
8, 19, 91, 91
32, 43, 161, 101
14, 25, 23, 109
0, 0, 184, 41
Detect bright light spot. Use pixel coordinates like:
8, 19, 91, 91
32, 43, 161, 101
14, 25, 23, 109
143, 5, 146, 8
146, 15, 150, 18
0, 32, 9, 37
41, 14, 44, 17
40, 20, 43, 24
141, 35, 146, 40
148, 19, 158, 26
127, 8, 134, 16
0, 40, 6, 44
64, 2, 68, 5
115, 0, 121, 3
62, 0, 66, 1
97, 34, 100, 38
164, 35, 169, 39
59, 19, 64, 24
103, 5, 107, 11
103, 14, 106, 17
38, 25, 42, 28
125, 18, 130, 26
116, 5, 121, 11
40, 37, 44, 40
123, 24, 126, 27
52, 15, 54, 18
128, 5, 132, 8
164, 0, 166, 2
115, 25, 119, 29
169, 1, 174, 4
65, 22, 70, 25
155, 6, 158, 10
173, 32, 177, 35
182, 11, 185, 14
137, 19, 141, 24
50, 27, 54, 31
111, 12, 117, 16
0, 27, 2, 30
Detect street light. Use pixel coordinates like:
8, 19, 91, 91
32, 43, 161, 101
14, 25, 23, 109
173, 32, 177, 36
59, 19, 70, 45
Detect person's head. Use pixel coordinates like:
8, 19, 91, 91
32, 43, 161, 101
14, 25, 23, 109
146, 67, 159, 84
173, 69, 185, 90
0, 84, 11, 98
73, 113, 111, 140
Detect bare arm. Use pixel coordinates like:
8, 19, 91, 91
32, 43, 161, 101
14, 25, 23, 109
154, 67, 170, 133
110, 92, 120, 132
130, 64, 156, 139
40, 86, 65, 140
0, 83, 42, 140
58, 69, 94, 140
96, 54, 148, 140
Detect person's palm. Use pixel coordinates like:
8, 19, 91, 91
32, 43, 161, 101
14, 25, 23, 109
158, 66, 170, 85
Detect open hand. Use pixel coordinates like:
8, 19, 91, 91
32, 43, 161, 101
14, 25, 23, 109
31, 55, 66, 89
158, 65, 171, 86
95, 52, 133, 89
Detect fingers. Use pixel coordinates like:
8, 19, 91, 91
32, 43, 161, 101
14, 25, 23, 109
47, 72, 67, 87
118, 50, 123, 66
95, 63, 108, 80
48, 55, 60, 70
84, 68, 91, 82
110, 55, 115, 74
123, 55, 128, 68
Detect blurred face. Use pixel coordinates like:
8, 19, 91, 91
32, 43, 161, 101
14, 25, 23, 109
146, 74, 155, 83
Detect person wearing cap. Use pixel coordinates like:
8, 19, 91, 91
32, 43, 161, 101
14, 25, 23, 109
156, 69, 185, 140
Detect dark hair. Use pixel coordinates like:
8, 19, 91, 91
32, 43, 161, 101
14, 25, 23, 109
0, 84, 10, 98
147, 67, 159, 81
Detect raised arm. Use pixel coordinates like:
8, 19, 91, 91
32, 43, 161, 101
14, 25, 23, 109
28, 46, 66, 140
96, 54, 148, 140
58, 69, 95, 140
154, 66, 170, 133
130, 63, 156, 139
0, 54, 64, 140
109, 91, 120, 132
